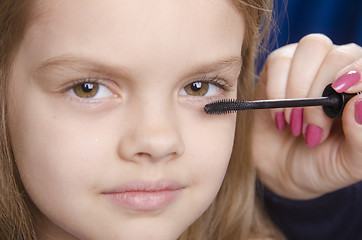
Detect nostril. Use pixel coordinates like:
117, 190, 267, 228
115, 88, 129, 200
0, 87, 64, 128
133, 151, 179, 162
165, 152, 178, 161
134, 152, 152, 160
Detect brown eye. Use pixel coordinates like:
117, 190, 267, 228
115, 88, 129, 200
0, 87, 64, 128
72, 83, 100, 98
183, 82, 209, 96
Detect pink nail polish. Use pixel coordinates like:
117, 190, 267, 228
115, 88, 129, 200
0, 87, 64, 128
355, 100, 362, 125
290, 108, 303, 136
332, 70, 360, 93
275, 112, 286, 131
305, 124, 322, 148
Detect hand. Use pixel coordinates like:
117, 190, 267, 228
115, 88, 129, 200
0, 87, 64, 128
252, 34, 362, 199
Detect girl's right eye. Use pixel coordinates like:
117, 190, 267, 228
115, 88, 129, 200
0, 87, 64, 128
68, 81, 114, 99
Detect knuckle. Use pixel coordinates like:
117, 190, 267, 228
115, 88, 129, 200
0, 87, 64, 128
267, 53, 292, 69
331, 44, 362, 57
266, 50, 292, 69
344, 43, 362, 53
298, 34, 333, 51
266, 43, 297, 65
347, 57, 362, 70
327, 47, 357, 65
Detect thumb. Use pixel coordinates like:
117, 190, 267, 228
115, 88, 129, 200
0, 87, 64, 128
340, 94, 362, 181
333, 61, 362, 181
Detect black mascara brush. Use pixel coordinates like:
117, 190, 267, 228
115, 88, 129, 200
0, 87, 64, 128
204, 84, 358, 118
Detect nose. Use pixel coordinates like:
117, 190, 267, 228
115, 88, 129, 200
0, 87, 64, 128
117, 103, 184, 164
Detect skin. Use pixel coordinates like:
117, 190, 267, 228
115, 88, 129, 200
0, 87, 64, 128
7, 0, 244, 239
253, 35, 362, 199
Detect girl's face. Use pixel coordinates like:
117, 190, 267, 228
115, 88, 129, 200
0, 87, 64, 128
8, 0, 244, 239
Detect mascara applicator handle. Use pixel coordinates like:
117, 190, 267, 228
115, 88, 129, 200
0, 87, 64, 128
322, 84, 357, 118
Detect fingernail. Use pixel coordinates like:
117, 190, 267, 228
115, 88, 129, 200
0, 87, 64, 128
332, 70, 360, 93
275, 112, 286, 131
355, 100, 362, 125
290, 108, 303, 136
305, 124, 322, 148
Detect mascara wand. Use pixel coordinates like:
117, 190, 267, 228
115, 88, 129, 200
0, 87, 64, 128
204, 84, 358, 118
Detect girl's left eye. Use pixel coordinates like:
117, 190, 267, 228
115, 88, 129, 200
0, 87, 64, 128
68, 82, 113, 99
179, 81, 220, 97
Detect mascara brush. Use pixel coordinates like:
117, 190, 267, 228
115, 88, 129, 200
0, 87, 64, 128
204, 84, 358, 118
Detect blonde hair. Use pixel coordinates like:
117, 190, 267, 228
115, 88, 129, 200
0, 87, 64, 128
0, 1, 39, 239
180, 1, 278, 239
0, 0, 277, 239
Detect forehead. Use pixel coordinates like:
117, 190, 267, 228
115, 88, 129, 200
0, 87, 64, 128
22, 0, 245, 75
32, 0, 243, 25
32, 1, 243, 33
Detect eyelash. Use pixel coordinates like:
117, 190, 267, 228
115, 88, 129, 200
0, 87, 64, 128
61, 75, 232, 105
61, 78, 118, 103
193, 76, 228, 87
62, 78, 109, 91
181, 75, 232, 95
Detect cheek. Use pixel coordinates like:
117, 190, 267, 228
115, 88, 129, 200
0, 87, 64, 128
8, 101, 122, 237
183, 113, 237, 207
7, 86, 110, 210
190, 120, 235, 175
11, 114, 108, 191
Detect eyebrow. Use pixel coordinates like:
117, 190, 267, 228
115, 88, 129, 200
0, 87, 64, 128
34, 54, 242, 80
34, 55, 130, 79
187, 56, 242, 76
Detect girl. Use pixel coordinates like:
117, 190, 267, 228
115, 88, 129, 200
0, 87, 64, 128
0, 0, 277, 239
1, 1, 361, 240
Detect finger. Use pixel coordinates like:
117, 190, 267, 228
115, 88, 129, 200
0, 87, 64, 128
264, 44, 297, 130
333, 58, 362, 182
339, 94, 362, 181
304, 45, 362, 148
333, 57, 362, 94
341, 58, 362, 152
285, 34, 334, 136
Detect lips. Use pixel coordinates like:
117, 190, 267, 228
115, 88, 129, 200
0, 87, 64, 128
102, 180, 184, 211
